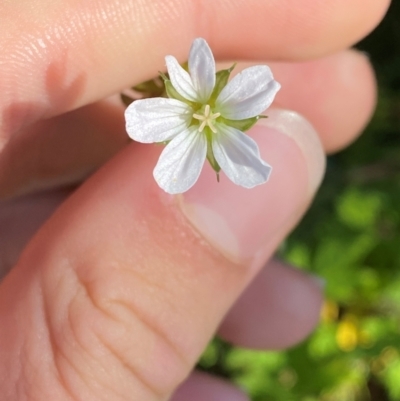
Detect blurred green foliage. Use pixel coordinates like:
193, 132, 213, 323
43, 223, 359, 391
199, 2, 400, 400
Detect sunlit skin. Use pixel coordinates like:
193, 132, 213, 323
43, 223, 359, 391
0, 0, 389, 400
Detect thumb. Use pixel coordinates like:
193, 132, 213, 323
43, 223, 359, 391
0, 110, 324, 400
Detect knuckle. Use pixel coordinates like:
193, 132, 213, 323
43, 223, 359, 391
41, 257, 190, 400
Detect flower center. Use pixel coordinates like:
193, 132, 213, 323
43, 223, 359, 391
192, 104, 221, 134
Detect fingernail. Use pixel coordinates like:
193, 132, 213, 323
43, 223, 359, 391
263, 109, 326, 197
179, 109, 325, 264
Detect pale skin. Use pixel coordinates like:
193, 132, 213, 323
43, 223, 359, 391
0, 0, 390, 400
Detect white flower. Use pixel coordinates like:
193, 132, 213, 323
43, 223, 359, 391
125, 38, 281, 194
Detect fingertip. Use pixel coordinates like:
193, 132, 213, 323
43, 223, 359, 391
271, 50, 377, 154
323, 50, 377, 153
218, 260, 324, 349
171, 371, 249, 401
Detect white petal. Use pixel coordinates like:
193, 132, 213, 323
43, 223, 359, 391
166, 55, 198, 102
188, 38, 215, 103
154, 126, 207, 194
125, 98, 192, 143
212, 124, 272, 188
216, 65, 281, 120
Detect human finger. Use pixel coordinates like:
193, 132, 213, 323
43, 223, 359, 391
0, 0, 389, 142
0, 110, 324, 399
0, 195, 323, 351
0, 50, 375, 199
218, 259, 324, 350
271, 50, 377, 153
0, 189, 71, 280
0, 100, 128, 200
171, 371, 248, 401
219, 50, 376, 153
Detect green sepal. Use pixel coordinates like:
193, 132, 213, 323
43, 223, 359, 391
164, 79, 189, 103
210, 63, 236, 102
204, 127, 221, 176
181, 61, 189, 72
159, 71, 169, 81
121, 76, 166, 107
206, 148, 221, 175
206, 149, 222, 182
160, 72, 196, 107
220, 115, 263, 132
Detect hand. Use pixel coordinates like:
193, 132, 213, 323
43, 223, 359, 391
0, 0, 389, 400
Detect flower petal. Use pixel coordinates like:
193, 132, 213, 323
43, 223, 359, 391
216, 65, 281, 120
166, 55, 198, 102
154, 126, 207, 194
188, 38, 215, 103
125, 98, 192, 143
212, 124, 272, 188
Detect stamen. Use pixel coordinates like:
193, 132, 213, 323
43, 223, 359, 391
208, 121, 218, 133
192, 105, 221, 134
199, 121, 207, 132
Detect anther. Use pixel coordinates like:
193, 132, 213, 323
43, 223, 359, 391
192, 105, 221, 133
